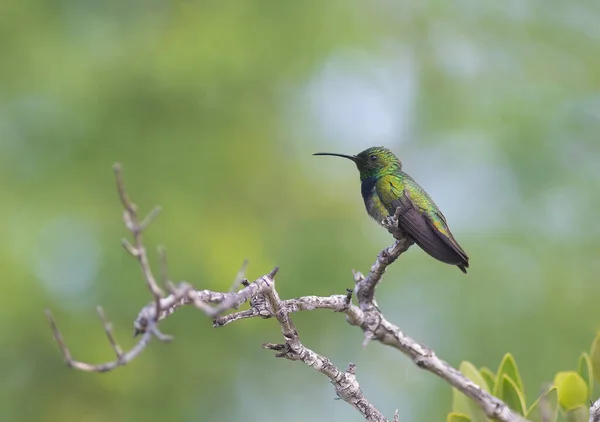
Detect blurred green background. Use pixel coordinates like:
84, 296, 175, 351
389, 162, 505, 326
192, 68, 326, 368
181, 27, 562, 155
2, 1, 600, 421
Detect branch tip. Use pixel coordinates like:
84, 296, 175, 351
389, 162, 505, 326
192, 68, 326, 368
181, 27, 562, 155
228, 259, 249, 293
112, 163, 122, 178
352, 269, 364, 283
362, 331, 374, 348
121, 238, 138, 256
113, 163, 137, 214
157, 246, 171, 286
165, 281, 177, 294
96, 306, 124, 360
150, 326, 173, 343
268, 266, 279, 278
263, 343, 285, 352
139, 206, 162, 230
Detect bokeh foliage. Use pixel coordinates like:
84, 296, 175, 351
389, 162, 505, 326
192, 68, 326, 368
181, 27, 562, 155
449, 333, 600, 421
1, 1, 600, 421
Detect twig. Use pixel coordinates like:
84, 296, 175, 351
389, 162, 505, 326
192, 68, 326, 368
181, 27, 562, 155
260, 274, 390, 422
114, 163, 163, 319
354, 238, 412, 309
213, 293, 361, 327
45, 308, 154, 373
207, 268, 278, 317
229, 260, 249, 293
46, 164, 172, 371
157, 246, 171, 287
96, 306, 124, 362
590, 399, 600, 422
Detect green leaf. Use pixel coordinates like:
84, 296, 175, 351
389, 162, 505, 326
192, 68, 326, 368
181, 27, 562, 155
447, 413, 471, 422
493, 353, 524, 397
452, 361, 490, 422
565, 405, 589, 422
554, 371, 589, 410
577, 352, 594, 400
525, 387, 558, 422
499, 374, 526, 415
479, 367, 496, 392
589, 332, 600, 383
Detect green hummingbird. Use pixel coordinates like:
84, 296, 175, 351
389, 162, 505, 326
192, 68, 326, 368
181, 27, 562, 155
314, 146, 469, 273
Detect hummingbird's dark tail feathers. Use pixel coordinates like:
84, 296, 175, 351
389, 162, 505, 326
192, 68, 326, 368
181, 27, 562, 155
391, 197, 469, 274
413, 222, 469, 273
429, 218, 469, 274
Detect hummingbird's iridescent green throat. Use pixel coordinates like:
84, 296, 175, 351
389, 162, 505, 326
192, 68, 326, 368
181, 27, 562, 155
313, 146, 469, 273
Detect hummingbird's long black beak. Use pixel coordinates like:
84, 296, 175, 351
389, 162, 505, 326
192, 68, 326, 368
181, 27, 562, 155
312, 152, 357, 162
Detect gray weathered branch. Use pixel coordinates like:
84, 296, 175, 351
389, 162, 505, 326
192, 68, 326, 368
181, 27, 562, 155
46, 163, 394, 420
46, 163, 528, 422
259, 273, 390, 421
590, 398, 600, 422
350, 247, 526, 422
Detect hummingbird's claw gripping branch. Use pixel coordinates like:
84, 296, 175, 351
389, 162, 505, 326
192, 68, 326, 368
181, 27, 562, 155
382, 205, 404, 237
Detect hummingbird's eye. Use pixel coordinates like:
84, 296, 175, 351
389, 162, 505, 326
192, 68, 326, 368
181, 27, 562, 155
369, 155, 377, 161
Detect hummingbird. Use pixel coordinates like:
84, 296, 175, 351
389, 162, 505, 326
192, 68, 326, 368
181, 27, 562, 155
313, 146, 469, 273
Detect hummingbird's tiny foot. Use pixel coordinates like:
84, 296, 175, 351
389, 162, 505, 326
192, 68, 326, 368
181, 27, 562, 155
382, 216, 396, 230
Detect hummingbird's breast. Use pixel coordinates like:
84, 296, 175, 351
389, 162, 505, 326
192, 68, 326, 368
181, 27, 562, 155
360, 177, 390, 224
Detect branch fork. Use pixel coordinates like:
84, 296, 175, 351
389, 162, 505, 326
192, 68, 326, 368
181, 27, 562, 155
46, 163, 527, 422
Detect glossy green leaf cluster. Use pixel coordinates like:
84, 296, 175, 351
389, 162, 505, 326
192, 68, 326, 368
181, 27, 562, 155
447, 333, 600, 422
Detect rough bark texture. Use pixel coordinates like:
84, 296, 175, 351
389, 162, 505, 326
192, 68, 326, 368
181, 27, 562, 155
46, 163, 530, 422
591, 399, 600, 422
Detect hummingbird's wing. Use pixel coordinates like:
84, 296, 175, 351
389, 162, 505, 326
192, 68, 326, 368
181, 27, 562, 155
382, 178, 469, 273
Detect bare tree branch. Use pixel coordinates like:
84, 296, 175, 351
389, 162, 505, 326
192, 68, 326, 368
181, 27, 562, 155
113, 163, 165, 335
96, 306, 124, 361
349, 240, 527, 422
46, 163, 528, 422
354, 238, 412, 312
590, 399, 600, 422
260, 274, 389, 422
45, 307, 156, 373
213, 290, 358, 327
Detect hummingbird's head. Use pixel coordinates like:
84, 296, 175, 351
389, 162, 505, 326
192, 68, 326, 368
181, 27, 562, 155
313, 146, 401, 180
